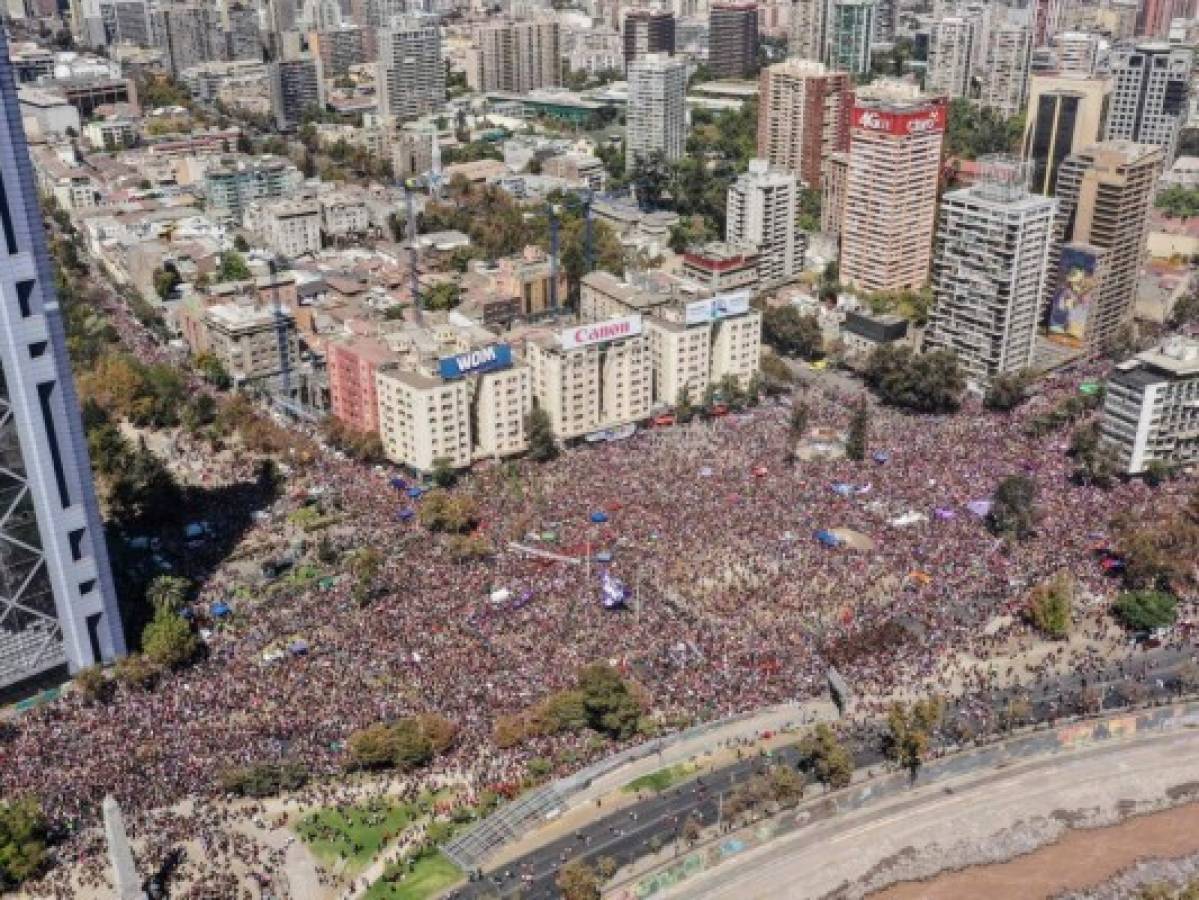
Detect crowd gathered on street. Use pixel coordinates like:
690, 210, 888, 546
4, 279, 1197, 894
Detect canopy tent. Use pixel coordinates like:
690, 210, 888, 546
699, 466, 714, 478
872, 451, 890, 464
589, 511, 609, 524
407, 487, 424, 499
966, 500, 992, 517
210, 601, 232, 617
831, 483, 854, 497
829, 528, 876, 551
890, 511, 927, 527
489, 588, 512, 605
934, 507, 956, 520
814, 529, 841, 547
390, 477, 407, 490
397, 508, 415, 521
595, 550, 613, 563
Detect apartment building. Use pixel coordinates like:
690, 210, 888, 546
645, 296, 762, 403
244, 200, 323, 258
726, 159, 800, 286
756, 58, 852, 190
202, 156, 303, 224
623, 10, 675, 70
927, 17, 975, 99
1022, 74, 1112, 195
625, 53, 687, 172
468, 18, 562, 93
1105, 42, 1192, 165
327, 337, 396, 434
203, 300, 299, 386
377, 17, 445, 122
981, 24, 1032, 118
708, 3, 759, 79
681, 243, 760, 292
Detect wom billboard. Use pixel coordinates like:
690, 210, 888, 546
559, 315, 643, 350
684, 292, 751, 325
438, 343, 513, 379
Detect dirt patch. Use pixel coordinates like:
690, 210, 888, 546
872, 801, 1199, 900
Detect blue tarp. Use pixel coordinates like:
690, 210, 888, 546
873, 451, 890, 463
407, 487, 424, 499
814, 529, 841, 547
211, 601, 232, 617
831, 483, 853, 497
590, 511, 609, 523
595, 550, 613, 563
391, 477, 407, 490
397, 508, 415, 521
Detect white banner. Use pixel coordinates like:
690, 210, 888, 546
559, 315, 643, 350
684, 292, 751, 325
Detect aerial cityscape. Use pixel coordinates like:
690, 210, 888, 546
0, 0, 1198, 895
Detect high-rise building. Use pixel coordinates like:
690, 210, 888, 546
311, 26, 366, 77
840, 95, 946, 293
826, 0, 875, 77
1055, 31, 1100, 75
981, 23, 1031, 118
1100, 336, 1199, 474
1022, 73, 1112, 195
756, 58, 852, 189
376, 17, 445, 122
726, 159, 800, 285
0, 31, 126, 690
623, 10, 675, 70
468, 18, 562, 93
150, 4, 225, 76
1136, 0, 1192, 39
821, 150, 849, 238
1105, 43, 1192, 165
873, 0, 896, 44
1051, 141, 1162, 351
927, 16, 975, 99
270, 55, 324, 131
789, 0, 827, 61
926, 158, 1056, 387
708, 3, 759, 79
625, 53, 687, 172
112, 0, 151, 47
226, 3, 261, 61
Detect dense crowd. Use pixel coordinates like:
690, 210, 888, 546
6, 280, 1199, 894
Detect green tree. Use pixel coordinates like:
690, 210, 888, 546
430, 456, 457, 488
789, 402, 810, 438
577, 663, 644, 739
347, 723, 399, 769
152, 266, 180, 300
195, 352, 232, 389
105, 441, 182, 526
146, 575, 191, 612
0, 798, 48, 888
1112, 591, 1178, 631
1026, 571, 1074, 639
885, 698, 941, 777
944, 99, 1023, 160
798, 723, 854, 789
424, 282, 462, 311
762, 305, 823, 358
74, 665, 110, 704
988, 474, 1038, 540
1069, 420, 1120, 488
1155, 185, 1199, 219
630, 149, 672, 211
676, 385, 696, 424
557, 859, 601, 900
984, 370, 1032, 412
217, 250, 251, 282
390, 718, 435, 771
526, 407, 558, 462
845, 398, 869, 462
141, 601, 198, 669
865, 347, 965, 413
233, 234, 250, 252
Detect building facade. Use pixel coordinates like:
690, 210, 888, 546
1021, 73, 1111, 196
1105, 43, 1192, 165
1055, 31, 1100, 75
468, 18, 562, 94
327, 337, 394, 434
926, 160, 1057, 388
1051, 141, 1162, 351
1100, 337, 1199, 474
269, 56, 324, 131
927, 17, 975, 99
757, 58, 852, 190
981, 23, 1031, 118
623, 10, 675, 70
0, 32, 127, 688
826, 0, 875, 77
625, 53, 687, 172
726, 159, 800, 286
789, 0, 826, 61
708, 3, 759, 79
377, 17, 445, 122
840, 97, 946, 293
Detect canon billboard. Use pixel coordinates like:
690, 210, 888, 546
851, 102, 947, 137
559, 315, 643, 350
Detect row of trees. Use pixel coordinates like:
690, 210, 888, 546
347, 714, 458, 772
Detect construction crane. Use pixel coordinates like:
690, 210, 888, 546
403, 176, 423, 324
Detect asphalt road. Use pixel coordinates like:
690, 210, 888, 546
449, 646, 1194, 899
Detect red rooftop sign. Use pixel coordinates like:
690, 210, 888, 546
852, 103, 946, 137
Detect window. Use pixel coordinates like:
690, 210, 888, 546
69, 528, 86, 561
0, 171, 18, 255
37, 381, 72, 508
16, 280, 35, 317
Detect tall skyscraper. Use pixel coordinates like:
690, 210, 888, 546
708, 3, 759, 79
981, 23, 1031, 118
840, 95, 946, 293
468, 18, 562, 93
873, 0, 896, 44
926, 158, 1056, 387
625, 53, 687, 173
789, 0, 827, 61
927, 17, 975, 99
623, 10, 675, 71
0, 30, 126, 690
757, 58, 852, 189
1022, 74, 1112, 195
1051, 142, 1162, 351
226, 3, 262, 61
376, 17, 445, 122
270, 55, 324, 131
150, 4, 225, 76
826, 0, 875, 76
1055, 31, 1100, 75
1136, 0, 1192, 39
726, 159, 800, 285
1105, 42, 1193, 165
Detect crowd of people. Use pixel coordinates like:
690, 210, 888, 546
5, 293, 1197, 893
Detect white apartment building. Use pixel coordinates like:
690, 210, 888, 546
375, 344, 532, 471
726, 159, 800, 286
1106, 42, 1193, 165
625, 53, 687, 172
244, 199, 323, 258
564, 24, 623, 75
526, 317, 653, 440
645, 298, 762, 403
981, 24, 1031, 118
468, 18, 562, 93
927, 17, 975, 99
1100, 337, 1199, 474
320, 194, 372, 238
377, 17, 446, 122
925, 160, 1056, 388
1055, 31, 1100, 75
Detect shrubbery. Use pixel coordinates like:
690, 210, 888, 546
346, 714, 458, 772
219, 762, 310, 798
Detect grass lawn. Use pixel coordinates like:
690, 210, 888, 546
295, 798, 415, 874
364, 850, 462, 900
622, 763, 696, 794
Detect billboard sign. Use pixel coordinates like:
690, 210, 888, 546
852, 102, 947, 137
559, 315, 643, 351
1047, 246, 1101, 348
684, 292, 751, 325
438, 343, 513, 379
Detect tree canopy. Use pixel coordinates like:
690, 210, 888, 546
864, 346, 964, 413
762, 305, 823, 358
988, 474, 1038, 540
1112, 591, 1178, 631
0, 798, 47, 889
944, 99, 1023, 160
1155, 186, 1199, 220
